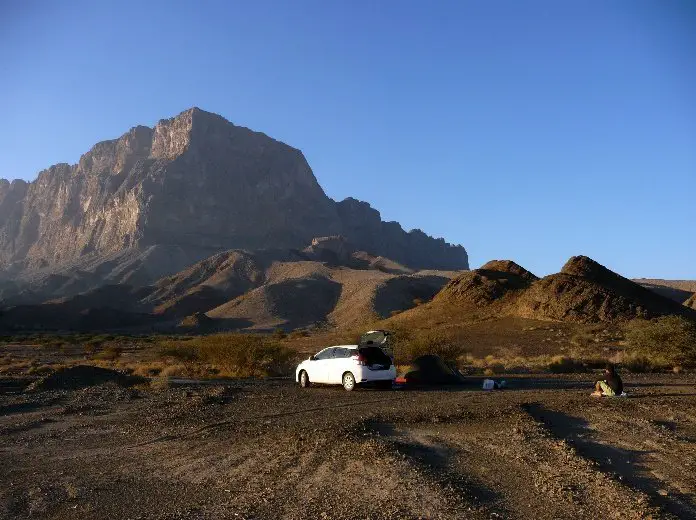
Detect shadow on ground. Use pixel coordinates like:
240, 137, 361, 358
523, 403, 696, 518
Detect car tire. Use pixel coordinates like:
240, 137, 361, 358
299, 370, 311, 388
342, 372, 356, 392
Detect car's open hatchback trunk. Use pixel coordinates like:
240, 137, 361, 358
359, 330, 392, 352
358, 330, 393, 368
357, 346, 392, 369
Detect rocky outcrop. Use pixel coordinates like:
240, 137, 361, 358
434, 255, 696, 324
514, 256, 696, 323
336, 198, 467, 269
479, 260, 538, 283
0, 108, 468, 287
685, 294, 696, 310
437, 260, 535, 305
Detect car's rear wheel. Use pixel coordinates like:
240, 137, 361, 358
299, 370, 310, 388
342, 372, 356, 391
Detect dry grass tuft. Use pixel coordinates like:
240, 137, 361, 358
156, 334, 297, 378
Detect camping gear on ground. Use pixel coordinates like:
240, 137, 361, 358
404, 355, 466, 385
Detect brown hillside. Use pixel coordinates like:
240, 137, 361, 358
436, 260, 535, 306
634, 278, 696, 303
686, 293, 696, 310
514, 256, 695, 323
479, 260, 538, 282
206, 263, 456, 331
146, 250, 265, 317
399, 256, 695, 328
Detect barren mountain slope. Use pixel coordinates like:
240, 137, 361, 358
385, 257, 696, 335
634, 279, 696, 304
515, 256, 696, 322
205, 262, 457, 331
0, 108, 467, 305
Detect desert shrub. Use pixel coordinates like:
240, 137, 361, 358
619, 352, 671, 373
399, 333, 465, 364
570, 331, 596, 348
288, 329, 309, 339
158, 342, 199, 362
548, 356, 586, 373
484, 363, 506, 375
161, 334, 297, 377
27, 364, 55, 376
93, 345, 123, 361
581, 356, 610, 370
130, 363, 163, 377
272, 328, 287, 340
626, 316, 696, 367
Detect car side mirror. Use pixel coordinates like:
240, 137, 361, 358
308, 355, 316, 361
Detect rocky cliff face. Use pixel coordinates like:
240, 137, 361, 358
0, 108, 468, 284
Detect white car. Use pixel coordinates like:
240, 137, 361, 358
295, 331, 396, 391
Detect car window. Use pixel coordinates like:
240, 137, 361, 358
313, 348, 333, 360
334, 348, 353, 358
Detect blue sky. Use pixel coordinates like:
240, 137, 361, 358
1, 1, 694, 278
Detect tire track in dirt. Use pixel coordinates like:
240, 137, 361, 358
126, 393, 420, 448
359, 404, 668, 519
524, 402, 693, 519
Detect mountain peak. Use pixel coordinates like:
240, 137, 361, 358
0, 108, 469, 273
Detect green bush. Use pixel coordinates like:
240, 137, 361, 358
93, 345, 123, 361
398, 333, 465, 364
621, 353, 670, 373
159, 334, 297, 377
548, 356, 586, 373
158, 342, 199, 361
626, 316, 696, 367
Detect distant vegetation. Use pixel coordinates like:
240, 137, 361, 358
2, 314, 695, 380
393, 331, 466, 365
625, 316, 696, 369
157, 334, 298, 378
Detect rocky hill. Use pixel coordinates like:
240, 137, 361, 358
0, 242, 459, 332
0, 108, 468, 302
429, 256, 696, 324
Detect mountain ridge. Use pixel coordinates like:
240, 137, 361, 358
0, 108, 468, 292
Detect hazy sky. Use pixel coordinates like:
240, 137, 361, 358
1, 1, 694, 278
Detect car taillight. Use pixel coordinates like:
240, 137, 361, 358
352, 354, 367, 366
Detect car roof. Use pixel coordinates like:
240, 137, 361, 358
327, 345, 358, 349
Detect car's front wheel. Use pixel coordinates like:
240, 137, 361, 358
299, 370, 310, 388
342, 372, 356, 391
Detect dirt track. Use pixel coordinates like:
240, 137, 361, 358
1, 375, 695, 519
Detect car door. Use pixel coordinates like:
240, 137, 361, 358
326, 347, 350, 384
306, 348, 333, 383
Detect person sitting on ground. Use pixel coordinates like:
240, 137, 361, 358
591, 363, 623, 397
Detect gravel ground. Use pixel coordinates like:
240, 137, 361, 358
1, 374, 695, 519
